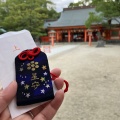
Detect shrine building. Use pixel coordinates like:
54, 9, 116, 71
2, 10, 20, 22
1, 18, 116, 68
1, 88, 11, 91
43, 6, 120, 43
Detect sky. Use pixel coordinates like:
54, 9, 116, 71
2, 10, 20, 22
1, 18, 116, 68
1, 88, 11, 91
51, 0, 79, 12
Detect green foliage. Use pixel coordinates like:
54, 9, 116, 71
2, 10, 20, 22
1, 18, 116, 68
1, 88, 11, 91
86, 0, 120, 28
0, 0, 59, 38
68, 1, 87, 8
92, 0, 120, 19
48, 8, 60, 19
85, 12, 103, 28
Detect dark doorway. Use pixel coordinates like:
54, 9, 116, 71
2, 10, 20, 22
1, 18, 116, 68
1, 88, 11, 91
73, 32, 84, 42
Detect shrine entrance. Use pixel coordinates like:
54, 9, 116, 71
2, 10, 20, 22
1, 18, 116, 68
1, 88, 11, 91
47, 28, 102, 44
60, 30, 85, 42
62, 32, 68, 42
73, 32, 84, 42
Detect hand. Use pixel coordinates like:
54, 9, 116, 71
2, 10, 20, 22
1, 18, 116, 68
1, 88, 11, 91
0, 68, 64, 120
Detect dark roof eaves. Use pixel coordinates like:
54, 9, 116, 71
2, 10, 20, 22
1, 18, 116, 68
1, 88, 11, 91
47, 23, 101, 29
47, 25, 86, 29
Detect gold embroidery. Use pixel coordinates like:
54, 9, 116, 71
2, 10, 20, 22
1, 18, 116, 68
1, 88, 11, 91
40, 77, 45, 82
31, 81, 40, 90
35, 65, 39, 68
31, 61, 34, 64
27, 67, 31, 70
27, 61, 39, 71
42, 65, 47, 70
35, 62, 38, 64
32, 68, 35, 71
31, 73, 39, 80
24, 84, 29, 90
31, 64, 35, 67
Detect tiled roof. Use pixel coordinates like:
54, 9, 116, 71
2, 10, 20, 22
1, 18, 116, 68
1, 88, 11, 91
111, 18, 120, 24
44, 6, 120, 28
44, 6, 96, 28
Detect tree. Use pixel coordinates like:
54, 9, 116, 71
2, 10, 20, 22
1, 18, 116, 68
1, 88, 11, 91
47, 8, 60, 19
85, 12, 103, 28
68, 1, 87, 8
0, 0, 59, 38
85, 0, 120, 28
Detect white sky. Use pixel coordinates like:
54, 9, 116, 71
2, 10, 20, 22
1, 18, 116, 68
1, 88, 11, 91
51, 0, 79, 12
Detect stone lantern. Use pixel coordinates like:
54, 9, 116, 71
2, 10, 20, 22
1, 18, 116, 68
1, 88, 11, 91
48, 30, 56, 46
87, 29, 93, 46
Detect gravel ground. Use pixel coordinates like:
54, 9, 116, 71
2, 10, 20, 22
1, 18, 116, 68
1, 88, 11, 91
48, 43, 120, 120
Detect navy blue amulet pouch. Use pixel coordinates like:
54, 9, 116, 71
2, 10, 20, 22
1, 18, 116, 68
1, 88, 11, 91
15, 47, 54, 106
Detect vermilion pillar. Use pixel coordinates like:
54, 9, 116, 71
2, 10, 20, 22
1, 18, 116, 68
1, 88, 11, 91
51, 37, 54, 46
48, 30, 56, 46
84, 30, 87, 42
87, 29, 93, 46
56, 31, 59, 42
68, 30, 71, 42
119, 29, 120, 40
88, 35, 92, 46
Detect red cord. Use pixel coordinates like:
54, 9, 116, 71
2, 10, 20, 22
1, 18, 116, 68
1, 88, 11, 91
50, 73, 69, 93
18, 47, 41, 60
50, 72, 58, 80
63, 80, 69, 93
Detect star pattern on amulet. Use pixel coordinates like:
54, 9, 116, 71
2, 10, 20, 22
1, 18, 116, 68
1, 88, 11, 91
40, 77, 45, 82
24, 84, 29, 90
42, 65, 47, 70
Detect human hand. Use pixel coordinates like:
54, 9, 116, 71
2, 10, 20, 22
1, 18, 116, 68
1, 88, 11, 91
0, 68, 64, 120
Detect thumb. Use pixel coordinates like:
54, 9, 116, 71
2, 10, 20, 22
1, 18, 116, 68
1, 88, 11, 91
0, 81, 17, 113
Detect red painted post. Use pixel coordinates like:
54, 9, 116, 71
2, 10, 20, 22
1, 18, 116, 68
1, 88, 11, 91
87, 29, 93, 46
51, 36, 54, 46
68, 30, 71, 42
48, 30, 56, 46
56, 31, 59, 42
89, 35, 92, 46
84, 30, 87, 42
